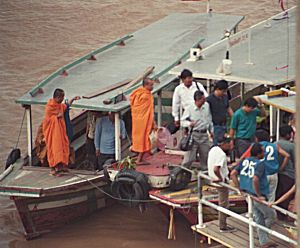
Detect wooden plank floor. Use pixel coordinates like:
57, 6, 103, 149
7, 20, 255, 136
192, 216, 294, 248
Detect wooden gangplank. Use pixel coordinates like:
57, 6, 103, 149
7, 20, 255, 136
192, 216, 294, 248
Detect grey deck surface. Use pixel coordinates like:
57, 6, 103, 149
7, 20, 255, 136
257, 94, 295, 113
192, 216, 294, 248
0, 160, 103, 197
16, 13, 244, 112
170, 7, 296, 86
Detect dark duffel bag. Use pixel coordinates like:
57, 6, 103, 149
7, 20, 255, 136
5, 148, 21, 169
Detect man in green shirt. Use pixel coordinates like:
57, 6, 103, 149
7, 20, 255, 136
229, 97, 266, 157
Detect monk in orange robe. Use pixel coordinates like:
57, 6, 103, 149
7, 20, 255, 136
43, 88, 80, 175
130, 78, 157, 165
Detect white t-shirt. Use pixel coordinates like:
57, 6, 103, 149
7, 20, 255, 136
208, 146, 229, 183
172, 81, 208, 121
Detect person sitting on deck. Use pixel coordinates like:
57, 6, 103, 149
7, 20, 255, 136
240, 129, 290, 202
207, 136, 236, 233
42, 88, 80, 176
275, 126, 296, 221
231, 143, 276, 248
206, 80, 233, 145
94, 112, 126, 171
181, 90, 213, 170
130, 78, 157, 165
229, 97, 266, 158
35, 123, 48, 167
172, 69, 208, 130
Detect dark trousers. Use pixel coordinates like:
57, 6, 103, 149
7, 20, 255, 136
213, 125, 227, 146
217, 187, 229, 229
96, 153, 115, 171
275, 174, 295, 220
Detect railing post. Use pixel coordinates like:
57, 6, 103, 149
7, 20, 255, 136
25, 105, 32, 166
114, 112, 121, 161
206, 79, 211, 95
248, 195, 254, 248
276, 108, 280, 141
246, 29, 254, 65
197, 173, 205, 228
270, 105, 274, 141
157, 90, 162, 128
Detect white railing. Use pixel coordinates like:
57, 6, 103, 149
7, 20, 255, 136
196, 171, 297, 247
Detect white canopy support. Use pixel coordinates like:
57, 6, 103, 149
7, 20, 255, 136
157, 90, 162, 127
25, 105, 32, 166
114, 112, 121, 161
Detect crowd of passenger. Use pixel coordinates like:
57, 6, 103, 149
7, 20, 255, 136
35, 68, 296, 247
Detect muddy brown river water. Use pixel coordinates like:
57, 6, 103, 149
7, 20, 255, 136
0, 1, 296, 247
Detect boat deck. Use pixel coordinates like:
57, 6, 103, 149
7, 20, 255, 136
0, 160, 104, 197
149, 181, 245, 208
192, 216, 294, 248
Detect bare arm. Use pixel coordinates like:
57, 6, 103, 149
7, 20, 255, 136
68, 96, 81, 106
230, 170, 240, 189
253, 175, 263, 198
213, 166, 223, 182
227, 107, 234, 117
274, 185, 296, 205
277, 145, 290, 171
254, 96, 266, 117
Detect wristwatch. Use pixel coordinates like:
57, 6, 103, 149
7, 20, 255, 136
258, 103, 264, 108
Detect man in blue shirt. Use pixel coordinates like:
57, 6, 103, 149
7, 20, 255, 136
94, 112, 126, 170
231, 143, 276, 248
241, 129, 290, 202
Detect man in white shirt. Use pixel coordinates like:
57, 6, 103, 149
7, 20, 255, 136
172, 69, 208, 128
208, 136, 236, 233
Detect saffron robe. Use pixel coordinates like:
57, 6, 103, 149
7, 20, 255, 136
130, 87, 154, 153
43, 99, 69, 167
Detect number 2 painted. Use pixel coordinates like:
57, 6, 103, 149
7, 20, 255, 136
265, 145, 275, 161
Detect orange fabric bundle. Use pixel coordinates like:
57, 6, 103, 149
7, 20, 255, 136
130, 87, 154, 153
42, 99, 69, 167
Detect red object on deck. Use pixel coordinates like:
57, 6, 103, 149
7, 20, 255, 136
117, 40, 126, 46
87, 54, 97, 60
60, 70, 68, 76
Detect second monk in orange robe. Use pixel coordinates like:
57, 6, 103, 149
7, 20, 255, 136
130, 78, 157, 165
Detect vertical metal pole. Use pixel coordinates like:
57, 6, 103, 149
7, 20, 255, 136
248, 195, 254, 248
270, 105, 274, 142
206, 79, 211, 95
25, 105, 32, 166
247, 29, 253, 65
295, 3, 300, 245
240, 83, 245, 103
206, 0, 210, 13
157, 91, 162, 128
114, 112, 121, 161
197, 173, 205, 228
276, 109, 280, 141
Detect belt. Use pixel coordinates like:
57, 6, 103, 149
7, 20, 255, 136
213, 122, 226, 126
236, 137, 251, 141
193, 129, 207, 133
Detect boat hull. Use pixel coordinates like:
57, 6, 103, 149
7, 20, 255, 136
12, 186, 107, 240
